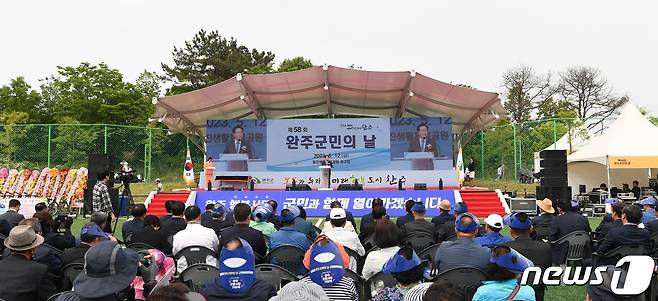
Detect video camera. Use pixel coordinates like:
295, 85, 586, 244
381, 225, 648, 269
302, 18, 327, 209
114, 161, 144, 187
53, 214, 74, 234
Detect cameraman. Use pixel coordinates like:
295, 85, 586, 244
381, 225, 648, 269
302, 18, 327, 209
33, 211, 75, 251
93, 170, 116, 233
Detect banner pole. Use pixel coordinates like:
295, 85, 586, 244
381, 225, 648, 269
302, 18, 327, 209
606, 155, 611, 190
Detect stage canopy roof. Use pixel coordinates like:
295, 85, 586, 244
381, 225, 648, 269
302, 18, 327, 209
154, 65, 505, 150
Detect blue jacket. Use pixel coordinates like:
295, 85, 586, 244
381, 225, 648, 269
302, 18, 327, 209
472, 279, 535, 301
396, 213, 414, 228
121, 219, 145, 239
293, 217, 317, 240
270, 227, 311, 251
641, 209, 656, 224
475, 232, 512, 247
435, 238, 490, 273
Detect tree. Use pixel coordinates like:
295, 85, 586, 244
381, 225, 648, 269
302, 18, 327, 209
0, 112, 30, 164
50, 62, 154, 125
277, 56, 313, 72
501, 65, 552, 123
555, 66, 627, 129
0, 77, 47, 123
161, 29, 275, 95
135, 70, 162, 101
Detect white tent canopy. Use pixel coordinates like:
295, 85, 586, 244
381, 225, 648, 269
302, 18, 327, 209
154, 65, 505, 151
533, 125, 591, 172
567, 101, 658, 189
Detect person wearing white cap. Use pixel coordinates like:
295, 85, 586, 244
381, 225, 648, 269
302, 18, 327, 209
475, 214, 512, 248
323, 207, 365, 271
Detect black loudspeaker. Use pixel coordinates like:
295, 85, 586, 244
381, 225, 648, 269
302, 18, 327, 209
337, 184, 362, 191
220, 185, 235, 191
88, 154, 116, 187
536, 169, 567, 178
286, 184, 312, 191
539, 150, 567, 159
536, 186, 572, 203
540, 159, 567, 169
414, 183, 427, 190
540, 177, 568, 187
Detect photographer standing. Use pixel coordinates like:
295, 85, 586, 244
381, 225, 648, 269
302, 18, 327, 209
93, 171, 116, 233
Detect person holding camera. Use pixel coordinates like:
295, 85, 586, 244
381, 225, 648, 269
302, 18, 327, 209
33, 211, 75, 251
93, 170, 117, 233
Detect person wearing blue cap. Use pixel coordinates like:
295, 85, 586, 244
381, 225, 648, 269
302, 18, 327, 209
201, 203, 216, 224
401, 201, 437, 253
62, 222, 110, 266
395, 199, 417, 228
249, 204, 277, 239
266, 200, 282, 229
434, 212, 490, 273
203, 238, 277, 301
472, 246, 536, 301
639, 196, 657, 224
596, 205, 650, 265
270, 206, 311, 252
503, 213, 552, 270
549, 199, 591, 265
371, 246, 426, 301
594, 200, 624, 239
201, 203, 232, 237
475, 214, 512, 248
436, 202, 469, 243
300, 236, 359, 301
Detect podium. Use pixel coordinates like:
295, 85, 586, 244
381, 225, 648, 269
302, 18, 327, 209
404, 152, 435, 170
219, 153, 249, 171
319, 165, 332, 190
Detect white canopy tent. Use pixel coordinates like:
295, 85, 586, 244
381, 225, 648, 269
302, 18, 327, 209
154, 65, 505, 153
567, 101, 658, 190
533, 125, 591, 172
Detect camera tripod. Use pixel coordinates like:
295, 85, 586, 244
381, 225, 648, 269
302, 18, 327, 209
112, 181, 135, 234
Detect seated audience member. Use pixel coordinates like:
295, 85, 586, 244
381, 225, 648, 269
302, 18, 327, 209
34, 201, 48, 214
431, 200, 455, 227
122, 203, 147, 239
640, 196, 657, 224
503, 213, 552, 269
599, 198, 620, 226
219, 203, 268, 259
435, 213, 490, 273
148, 283, 205, 301
202, 238, 277, 301
131, 215, 172, 254
360, 198, 385, 230
406, 278, 465, 301
300, 236, 359, 301
436, 202, 469, 243
0, 219, 10, 254
401, 202, 437, 252
294, 205, 318, 240
595, 200, 624, 239
249, 204, 277, 238
90, 211, 109, 230
396, 199, 416, 228
0, 198, 25, 226
324, 200, 358, 230
266, 200, 282, 229
202, 204, 232, 236
533, 198, 555, 226
571, 200, 581, 212
270, 206, 310, 251
0, 225, 58, 301
323, 207, 365, 270
596, 205, 650, 265
56, 240, 141, 301
2, 218, 63, 275
63, 222, 110, 266
363, 219, 401, 279
472, 246, 535, 301
201, 203, 215, 224
159, 200, 175, 224
371, 246, 425, 301
161, 201, 187, 237
359, 205, 387, 241
132, 249, 175, 300
172, 205, 219, 272
550, 199, 592, 265
475, 214, 512, 247
269, 281, 330, 301
34, 211, 75, 250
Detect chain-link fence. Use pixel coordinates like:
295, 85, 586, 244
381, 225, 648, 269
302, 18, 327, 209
0, 124, 205, 184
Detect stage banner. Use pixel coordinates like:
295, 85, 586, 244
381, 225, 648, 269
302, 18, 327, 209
608, 156, 658, 169
194, 190, 457, 217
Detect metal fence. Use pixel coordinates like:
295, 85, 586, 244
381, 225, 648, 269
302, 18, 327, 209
0, 124, 204, 183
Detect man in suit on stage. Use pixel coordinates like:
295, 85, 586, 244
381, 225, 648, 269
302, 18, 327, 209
223, 125, 254, 171
408, 123, 440, 170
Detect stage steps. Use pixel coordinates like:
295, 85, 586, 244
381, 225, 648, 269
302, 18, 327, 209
146, 192, 190, 216
459, 190, 506, 218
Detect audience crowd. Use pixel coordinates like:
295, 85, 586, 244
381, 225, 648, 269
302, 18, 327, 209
2, 180, 658, 301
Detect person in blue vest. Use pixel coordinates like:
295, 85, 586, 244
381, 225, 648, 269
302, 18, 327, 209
640, 196, 657, 224
475, 214, 512, 247
472, 246, 536, 301
270, 206, 311, 252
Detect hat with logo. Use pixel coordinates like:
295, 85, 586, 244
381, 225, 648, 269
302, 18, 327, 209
411, 202, 426, 213
4, 225, 44, 251
74, 240, 140, 298
453, 202, 469, 214
382, 246, 422, 273
219, 238, 256, 293
212, 204, 226, 215
484, 214, 504, 229
80, 223, 109, 240
309, 239, 345, 287
640, 197, 656, 206
269, 281, 330, 301
454, 213, 479, 233
490, 246, 533, 274
536, 198, 555, 214
505, 212, 532, 230
438, 200, 451, 211
281, 206, 299, 223
252, 205, 272, 222
329, 208, 347, 220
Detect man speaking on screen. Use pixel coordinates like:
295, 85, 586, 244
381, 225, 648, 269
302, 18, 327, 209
223, 125, 255, 171
408, 123, 440, 157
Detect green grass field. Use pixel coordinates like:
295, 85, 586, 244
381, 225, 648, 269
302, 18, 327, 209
71, 214, 600, 301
